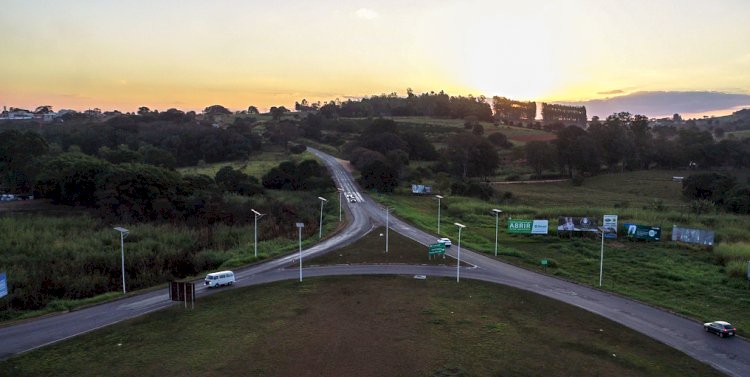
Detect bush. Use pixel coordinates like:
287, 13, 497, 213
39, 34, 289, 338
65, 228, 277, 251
571, 175, 585, 186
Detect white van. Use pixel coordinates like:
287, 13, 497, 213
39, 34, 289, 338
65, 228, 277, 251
204, 270, 236, 288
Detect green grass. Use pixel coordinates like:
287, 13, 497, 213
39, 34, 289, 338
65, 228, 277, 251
370, 172, 750, 336
0, 276, 722, 377
177, 149, 316, 178
310, 226, 468, 266
494, 170, 692, 208
727, 129, 750, 139
0, 193, 345, 321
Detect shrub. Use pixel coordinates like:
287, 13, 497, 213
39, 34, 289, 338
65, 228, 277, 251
571, 175, 585, 186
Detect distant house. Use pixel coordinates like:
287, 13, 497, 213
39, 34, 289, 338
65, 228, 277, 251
0, 109, 34, 120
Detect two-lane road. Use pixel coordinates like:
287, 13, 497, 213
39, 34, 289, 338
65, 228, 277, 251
1, 147, 748, 376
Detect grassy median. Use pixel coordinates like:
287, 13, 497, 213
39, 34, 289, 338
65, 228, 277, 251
0, 276, 722, 377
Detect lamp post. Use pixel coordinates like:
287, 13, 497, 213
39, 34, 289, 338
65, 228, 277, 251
113, 227, 129, 294
296, 222, 305, 282
251, 209, 264, 258
317, 196, 327, 239
435, 195, 444, 235
454, 223, 466, 282
385, 207, 392, 253
337, 188, 343, 222
491, 209, 502, 256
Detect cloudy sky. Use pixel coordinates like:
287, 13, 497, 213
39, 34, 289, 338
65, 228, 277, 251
1, 0, 749, 113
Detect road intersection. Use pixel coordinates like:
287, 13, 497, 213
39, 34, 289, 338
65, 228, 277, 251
0, 147, 747, 376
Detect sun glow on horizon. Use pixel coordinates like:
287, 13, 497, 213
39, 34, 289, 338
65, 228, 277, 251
1, 1, 749, 113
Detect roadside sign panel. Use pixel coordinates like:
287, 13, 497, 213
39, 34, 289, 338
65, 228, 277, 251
557, 217, 598, 232
428, 243, 446, 255
671, 226, 715, 246
509, 219, 549, 234
602, 215, 618, 239
0, 272, 7, 298
623, 223, 661, 241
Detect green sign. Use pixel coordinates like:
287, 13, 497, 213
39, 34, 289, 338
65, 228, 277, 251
508, 219, 549, 234
428, 243, 446, 255
509, 219, 533, 234
623, 223, 661, 241
541, 259, 548, 266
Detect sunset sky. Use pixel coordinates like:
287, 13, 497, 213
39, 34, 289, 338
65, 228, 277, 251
1, 0, 749, 113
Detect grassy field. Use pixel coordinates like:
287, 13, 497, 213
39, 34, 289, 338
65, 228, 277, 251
494, 170, 690, 208
389, 116, 554, 144
177, 149, 316, 178
0, 276, 722, 377
310, 226, 469, 266
727, 129, 750, 139
372, 170, 750, 336
0, 191, 345, 321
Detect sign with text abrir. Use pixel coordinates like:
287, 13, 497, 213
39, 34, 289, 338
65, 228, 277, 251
508, 219, 549, 234
0, 272, 7, 299
428, 243, 446, 255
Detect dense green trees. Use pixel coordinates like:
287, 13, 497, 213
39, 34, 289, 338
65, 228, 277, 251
262, 160, 332, 191
525, 141, 556, 176
315, 91, 493, 121
0, 130, 48, 192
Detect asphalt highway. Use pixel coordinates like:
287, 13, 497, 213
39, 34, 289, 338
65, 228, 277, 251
0, 147, 748, 377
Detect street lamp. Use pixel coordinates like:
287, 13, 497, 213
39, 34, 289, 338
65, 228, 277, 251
337, 188, 343, 222
435, 195, 444, 235
251, 209, 264, 258
317, 196, 327, 239
113, 227, 129, 294
384, 207, 392, 253
491, 209, 502, 256
454, 223, 466, 282
296, 222, 305, 282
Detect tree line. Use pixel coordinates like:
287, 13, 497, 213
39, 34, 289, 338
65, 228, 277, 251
523, 112, 750, 192
309, 90, 493, 122
492, 96, 536, 122
541, 103, 587, 125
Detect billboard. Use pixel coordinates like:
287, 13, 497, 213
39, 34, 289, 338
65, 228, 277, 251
671, 226, 715, 246
0, 272, 7, 299
508, 219, 549, 234
623, 223, 661, 241
602, 215, 618, 239
411, 184, 432, 195
557, 217, 598, 232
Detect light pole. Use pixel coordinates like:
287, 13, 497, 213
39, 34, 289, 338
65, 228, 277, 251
337, 188, 343, 222
113, 227, 129, 294
296, 222, 305, 282
251, 209, 264, 258
317, 196, 327, 239
491, 209, 502, 256
385, 207, 392, 253
435, 195, 443, 235
454, 223, 466, 282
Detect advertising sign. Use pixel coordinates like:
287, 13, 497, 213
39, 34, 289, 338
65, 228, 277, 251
602, 215, 618, 239
0, 272, 7, 299
671, 226, 715, 246
557, 217, 598, 232
509, 219, 549, 234
411, 184, 432, 195
623, 223, 661, 241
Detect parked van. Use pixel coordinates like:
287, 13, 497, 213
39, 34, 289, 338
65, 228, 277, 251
204, 270, 235, 288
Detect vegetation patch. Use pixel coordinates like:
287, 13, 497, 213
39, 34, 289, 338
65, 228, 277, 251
0, 277, 722, 377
